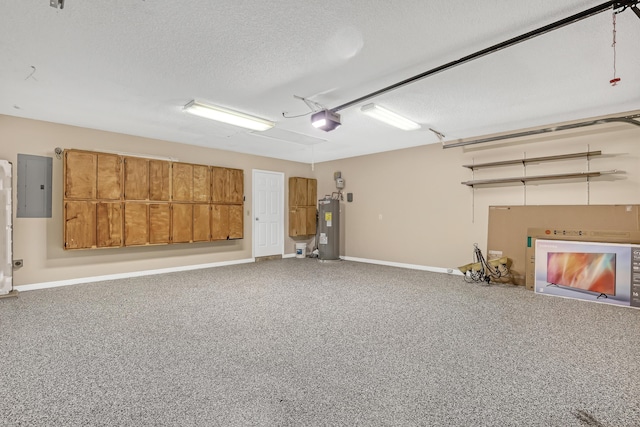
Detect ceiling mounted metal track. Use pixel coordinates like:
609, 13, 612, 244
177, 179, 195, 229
442, 113, 640, 149
329, 0, 640, 114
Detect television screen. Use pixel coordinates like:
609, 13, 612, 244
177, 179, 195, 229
546, 252, 616, 296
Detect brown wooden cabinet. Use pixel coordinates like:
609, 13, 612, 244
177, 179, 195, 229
211, 204, 229, 241
193, 165, 211, 203
210, 167, 244, 240
172, 162, 193, 202
97, 154, 122, 200
193, 204, 211, 242
172, 203, 193, 243
173, 162, 211, 202
64, 201, 96, 249
289, 177, 307, 206
64, 150, 123, 201
211, 167, 227, 203
96, 202, 122, 247
64, 151, 96, 200
211, 204, 244, 240
124, 157, 149, 200
149, 160, 170, 201
124, 203, 148, 246
288, 206, 306, 237
288, 206, 317, 237
229, 204, 243, 239
228, 169, 243, 204
149, 203, 170, 244
63, 149, 244, 249
212, 167, 243, 204
288, 177, 317, 237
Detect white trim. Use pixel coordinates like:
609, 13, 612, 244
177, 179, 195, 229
15, 256, 462, 293
92, 149, 178, 162
342, 256, 463, 275
14, 258, 255, 292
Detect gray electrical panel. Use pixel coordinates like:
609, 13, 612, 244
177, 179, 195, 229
17, 154, 52, 218
318, 198, 340, 260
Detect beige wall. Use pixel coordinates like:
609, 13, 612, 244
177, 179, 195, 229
2, 113, 640, 286
314, 116, 640, 271
1, 115, 315, 285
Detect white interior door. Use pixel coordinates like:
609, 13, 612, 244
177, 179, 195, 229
0, 160, 12, 295
253, 170, 284, 258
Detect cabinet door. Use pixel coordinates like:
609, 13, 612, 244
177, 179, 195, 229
96, 153, 122, 200
172, 203, 193, 243
64, 201, 96, 249
149, 160, 171, 201
211, 204, 229, 240
124, 203, 148, 246
193, 165, 210, 202
96, 202, 122, 247
65, 151, 96, 199
124, 157, 149, 200
172, 163, 193, 202
193, 204, 210, 242
149, 203, 171, 244
289, 177, 308, 206
288, 177, 296, 207
305, 206, 316, 235
211, 167, 228, 203
228, 169, 243, 204
229, 205, 243, 239
288, 206, 307, 237
307, 179, 317, 206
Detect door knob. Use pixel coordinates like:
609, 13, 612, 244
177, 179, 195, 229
255, 217, 259, 221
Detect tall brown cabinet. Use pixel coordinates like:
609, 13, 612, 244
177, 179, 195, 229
288, 177, 317, 237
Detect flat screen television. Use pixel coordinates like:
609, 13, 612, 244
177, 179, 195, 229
546, 252, 616, 296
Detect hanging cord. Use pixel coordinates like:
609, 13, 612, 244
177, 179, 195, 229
282, 95, 325, 119
610, 12, 620, 86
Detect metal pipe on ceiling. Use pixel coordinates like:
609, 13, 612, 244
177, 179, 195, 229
441, 114, 640, 149
329, 0, 639, 114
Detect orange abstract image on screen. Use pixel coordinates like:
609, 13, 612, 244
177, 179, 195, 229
546, 252, 616, 295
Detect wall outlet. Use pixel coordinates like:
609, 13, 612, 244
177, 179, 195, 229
13, 259, 23, 269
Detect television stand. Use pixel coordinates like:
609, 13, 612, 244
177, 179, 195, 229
597, 293, 608, 299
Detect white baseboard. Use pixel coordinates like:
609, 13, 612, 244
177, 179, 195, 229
14, 258, 256, 292
15, 256, 462, 293
342, 256, 463, 276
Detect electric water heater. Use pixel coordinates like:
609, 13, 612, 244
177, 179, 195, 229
317, 198, 340, 260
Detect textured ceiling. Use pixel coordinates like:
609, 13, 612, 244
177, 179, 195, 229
1, 1, 639, 163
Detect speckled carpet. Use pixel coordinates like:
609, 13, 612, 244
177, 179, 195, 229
1, 259, 639, 426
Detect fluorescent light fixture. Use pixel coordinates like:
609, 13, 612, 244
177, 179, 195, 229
311, 110, 341, 132
184, 100, 274, 131
360, 103, 420, 131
